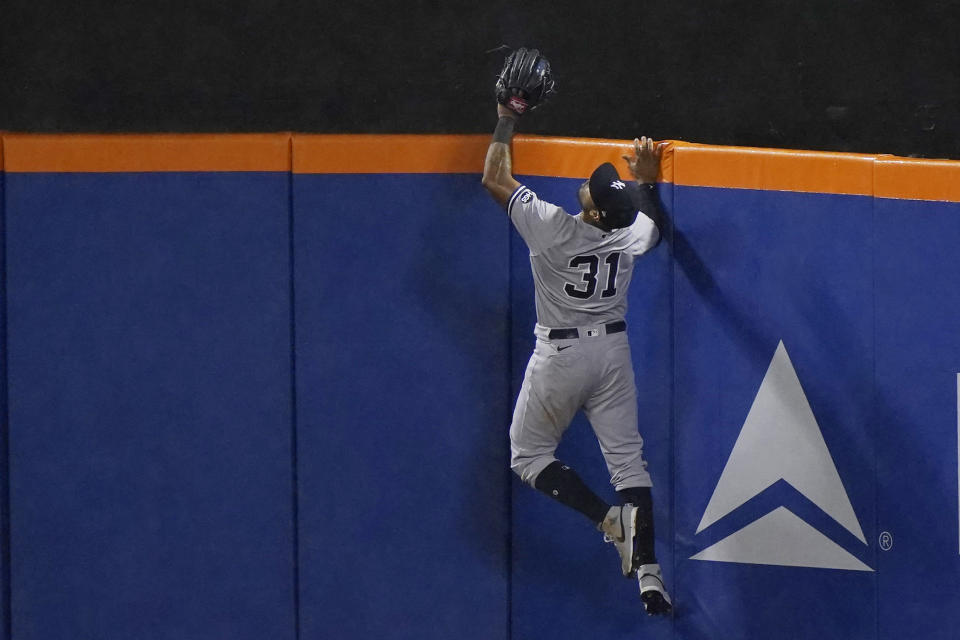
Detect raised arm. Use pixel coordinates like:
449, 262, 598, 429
481, 104, 522, 208
622, 136, 668, 233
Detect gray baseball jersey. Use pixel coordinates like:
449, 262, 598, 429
506, 185, 660, 329
507, 183, 660, 491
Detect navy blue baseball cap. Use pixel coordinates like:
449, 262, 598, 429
588, 163, 641, 229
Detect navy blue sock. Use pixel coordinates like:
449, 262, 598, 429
534, 461, 610, 525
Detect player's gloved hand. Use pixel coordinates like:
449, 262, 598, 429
495, 47, 557, 116
622, 136, 667, 184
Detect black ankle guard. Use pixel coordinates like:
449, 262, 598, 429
534, 461, 609, 525
618, 486, 656, 564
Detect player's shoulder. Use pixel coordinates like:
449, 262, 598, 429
508, 184, 546, 207
508, 184, 568, 216
506, 185, 532, 214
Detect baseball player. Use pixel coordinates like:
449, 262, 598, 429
482, 48, 672, 616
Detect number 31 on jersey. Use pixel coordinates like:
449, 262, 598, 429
564, 252, 621, 300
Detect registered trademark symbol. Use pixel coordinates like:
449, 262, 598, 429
879, 531, 893, 551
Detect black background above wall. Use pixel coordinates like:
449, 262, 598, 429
1, 0, 957, 157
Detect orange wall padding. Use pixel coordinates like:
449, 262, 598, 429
3, 133, 960, 202
3, 134, 291, 172
874, 157, 960, 202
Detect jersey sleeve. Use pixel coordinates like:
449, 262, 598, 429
625, 207, 661, 256
507, 185, 576, 255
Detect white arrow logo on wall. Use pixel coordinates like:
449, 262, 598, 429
690, 341, 872, 571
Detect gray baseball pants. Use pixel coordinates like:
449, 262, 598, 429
509, 324, 653, 491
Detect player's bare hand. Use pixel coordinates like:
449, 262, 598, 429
622, 136, 666, 184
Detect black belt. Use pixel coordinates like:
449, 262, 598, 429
548, 320, 626, 340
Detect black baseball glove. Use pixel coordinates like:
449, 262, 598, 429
495, 47, 557, 115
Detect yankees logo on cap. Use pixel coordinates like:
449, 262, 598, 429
589, 163, 642, 229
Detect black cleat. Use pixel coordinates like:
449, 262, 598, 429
638, 564, 673, 616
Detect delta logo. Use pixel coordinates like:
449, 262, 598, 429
690, 341, 872, 572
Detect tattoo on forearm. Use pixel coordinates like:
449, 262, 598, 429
484, 141, 512, 179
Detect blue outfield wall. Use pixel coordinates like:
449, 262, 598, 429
874, 197, 960, 640
292, 173, 511, 640
1, 157, 959, 640
0, 160, 8, 640
670, 185, 960, 640
672, 186, 877, 639
3, 172, 296, 640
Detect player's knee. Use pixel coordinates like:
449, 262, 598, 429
509, 453, 532, 484
611, 464, 653, 491
605, 449, 652, 490
511, 451, 555, 487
